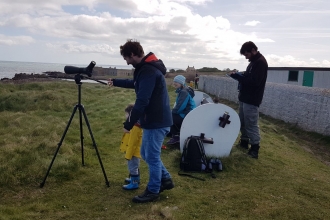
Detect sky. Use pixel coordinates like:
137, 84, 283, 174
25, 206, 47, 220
0, 0, 329, 71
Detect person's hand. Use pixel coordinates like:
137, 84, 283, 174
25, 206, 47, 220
107, 78, 114, 86
230, 73, 239, 79
123, 128, 130, 133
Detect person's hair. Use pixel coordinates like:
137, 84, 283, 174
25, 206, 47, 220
120, 39, 144, 58
125, 103, 134, 113
240, 41, 258, 55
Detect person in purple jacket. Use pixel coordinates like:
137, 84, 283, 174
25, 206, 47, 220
108, 39, 174, 203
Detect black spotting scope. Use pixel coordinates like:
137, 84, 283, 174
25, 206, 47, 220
64, 61, 96, 77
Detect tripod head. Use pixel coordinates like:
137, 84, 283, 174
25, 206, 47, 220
74, 74, 107, 85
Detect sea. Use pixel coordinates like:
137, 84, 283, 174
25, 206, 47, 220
0, 60, 133, 80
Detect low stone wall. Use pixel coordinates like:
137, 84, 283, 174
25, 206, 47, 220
199, 75, 330, 136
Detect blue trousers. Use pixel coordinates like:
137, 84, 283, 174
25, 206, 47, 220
140, 127, 171, 193
127, 156, 140, 176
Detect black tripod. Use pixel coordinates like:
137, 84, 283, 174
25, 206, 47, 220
40, 74, 110, 188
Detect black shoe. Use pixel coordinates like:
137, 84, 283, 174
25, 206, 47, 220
160, 178, 174, 193
167, 135, 180, 145
132, 189, 159, 203
247, 144, 260, 159
247, 150, 258, 159
239, 139, 249, 149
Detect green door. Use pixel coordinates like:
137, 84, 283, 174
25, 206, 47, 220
303, 71, 314, 87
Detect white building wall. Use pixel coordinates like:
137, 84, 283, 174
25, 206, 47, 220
267, 70, 287, 83
296, 71, 304, 86
267, 70, 330, 89
313, 71, 330, 89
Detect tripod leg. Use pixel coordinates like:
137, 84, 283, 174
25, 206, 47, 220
78, 105, 85, 166
81, 106, 110, 187
40, 105, 78, 188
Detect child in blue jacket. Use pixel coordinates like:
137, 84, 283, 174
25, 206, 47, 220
167, 75, 196, 145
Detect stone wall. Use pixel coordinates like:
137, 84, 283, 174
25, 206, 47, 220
199, 75, 330, 136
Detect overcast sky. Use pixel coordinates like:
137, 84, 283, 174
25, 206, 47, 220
0, 0, 329, 71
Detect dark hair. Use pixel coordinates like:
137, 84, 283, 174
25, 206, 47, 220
125, 103, 134, 113
120, 39, 144, 58
240, 41, 258, 54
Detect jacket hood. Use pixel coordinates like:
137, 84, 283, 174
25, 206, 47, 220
136, 52, 167, 75
187, 86, 195, 98
175, 86, 195, 98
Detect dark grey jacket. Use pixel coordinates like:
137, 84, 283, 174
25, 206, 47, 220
234, 52, 268, 106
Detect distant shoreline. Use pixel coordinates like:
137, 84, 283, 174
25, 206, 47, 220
0, 72, 125, 84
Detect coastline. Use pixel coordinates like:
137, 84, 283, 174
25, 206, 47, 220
0, 72, 118, 84
0, 60, 134, 80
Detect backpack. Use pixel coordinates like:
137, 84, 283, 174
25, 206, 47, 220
180, 135, 208, 172
179, 135, 215, 180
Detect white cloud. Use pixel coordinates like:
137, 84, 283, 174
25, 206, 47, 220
0, 0, 328, 70
0, 6, 273, 58
322, 60, 330, 66
175, 0, 212, 4
266, 54, 330, 67
0, 34, 35, 45
244, 20, 261, 26
46, 42, 116, 54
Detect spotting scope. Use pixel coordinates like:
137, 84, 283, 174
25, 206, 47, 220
64, 61, 96, 77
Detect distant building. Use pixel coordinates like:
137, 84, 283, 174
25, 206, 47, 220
267, 67, 330, 89
92, 66, 133, 77
186, 66, 196, 74
117, 69, 134, 77
104, 67, 118, 76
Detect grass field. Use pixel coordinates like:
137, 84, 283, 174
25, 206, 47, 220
0, 79, 330, 220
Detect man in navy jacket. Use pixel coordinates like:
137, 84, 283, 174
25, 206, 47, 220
230, 41, 268, 159
108, 39, 174, 203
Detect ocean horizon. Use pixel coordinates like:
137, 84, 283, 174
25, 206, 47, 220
0, 60, 181, 80
0, 60, 134, 79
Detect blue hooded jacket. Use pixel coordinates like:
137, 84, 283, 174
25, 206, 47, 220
113, 52, 173, 130
172, 86, 196, 118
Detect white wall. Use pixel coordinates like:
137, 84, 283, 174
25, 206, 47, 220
199, 75, 330, 136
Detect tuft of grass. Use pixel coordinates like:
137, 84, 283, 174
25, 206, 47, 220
0, 80, 330, 220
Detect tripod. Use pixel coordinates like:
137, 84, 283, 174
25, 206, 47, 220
40, 74, 110, 188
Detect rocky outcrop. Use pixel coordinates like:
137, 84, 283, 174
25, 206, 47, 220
11, 73, 49, 80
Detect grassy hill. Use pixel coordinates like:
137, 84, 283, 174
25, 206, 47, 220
0, 80, 330, 220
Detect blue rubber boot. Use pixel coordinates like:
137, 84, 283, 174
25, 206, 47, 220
125, 176, 131, 184
123, 175, 139, 190
125, 170, 140, 184
125, 177, 140, 184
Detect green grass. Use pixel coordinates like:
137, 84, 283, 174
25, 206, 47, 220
0, 80, 330, 220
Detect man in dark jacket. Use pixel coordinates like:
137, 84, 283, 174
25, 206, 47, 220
230, 41, 268, 159
108, 39, 174, 203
